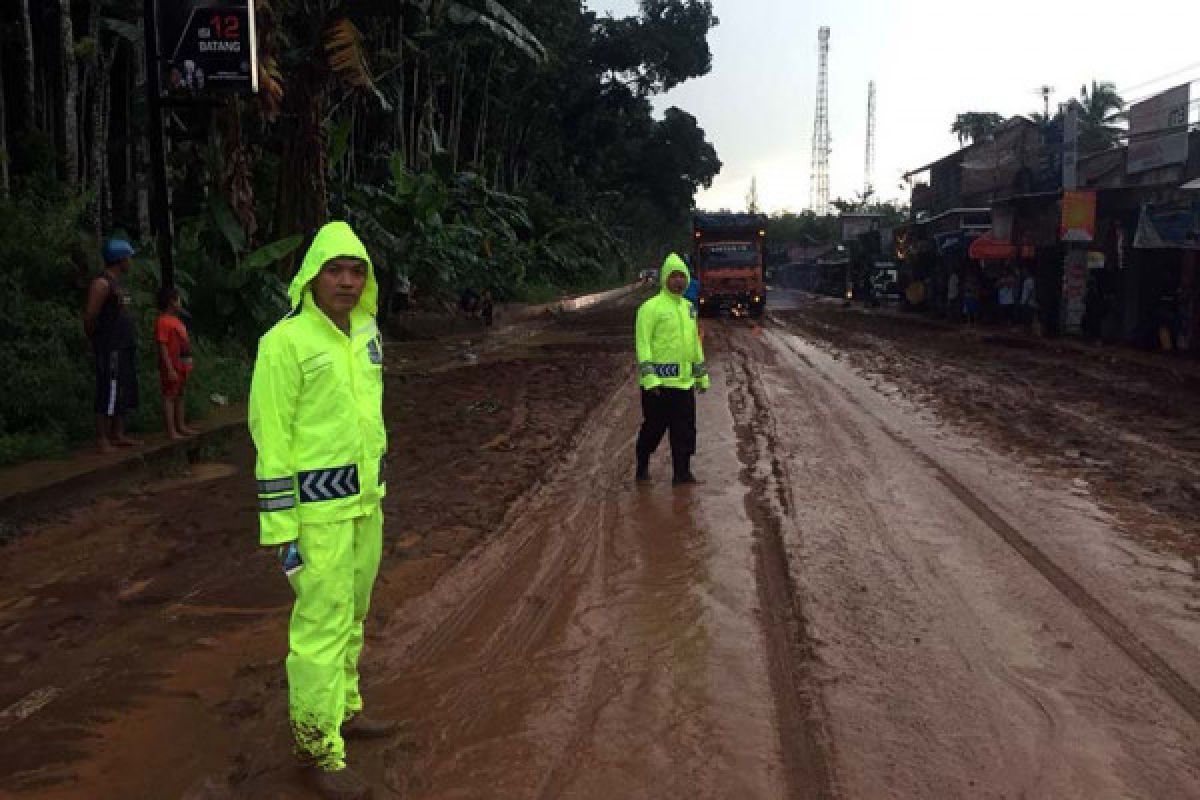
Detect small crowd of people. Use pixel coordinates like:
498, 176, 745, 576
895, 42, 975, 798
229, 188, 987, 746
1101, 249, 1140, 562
83, 238, 196, 452
946, 263, 1037, 329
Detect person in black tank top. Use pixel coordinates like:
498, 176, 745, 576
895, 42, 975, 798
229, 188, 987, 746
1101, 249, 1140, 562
84, 239, 141, 452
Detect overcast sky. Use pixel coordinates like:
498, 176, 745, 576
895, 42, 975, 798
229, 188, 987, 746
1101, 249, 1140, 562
586, 0, 1200, 213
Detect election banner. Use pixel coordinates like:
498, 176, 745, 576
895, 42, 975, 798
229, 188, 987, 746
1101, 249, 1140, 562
155, 0, 258, 98
1060, 190, 1097, 243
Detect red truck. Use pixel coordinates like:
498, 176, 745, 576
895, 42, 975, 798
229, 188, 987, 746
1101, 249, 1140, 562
691, 212, 768, 318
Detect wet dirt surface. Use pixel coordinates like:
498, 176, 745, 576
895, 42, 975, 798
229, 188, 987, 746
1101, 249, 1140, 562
0, 299, 638, 798
4, 288, 1200, 798
731, 310, 1200, 798
772, 292, 1200, 562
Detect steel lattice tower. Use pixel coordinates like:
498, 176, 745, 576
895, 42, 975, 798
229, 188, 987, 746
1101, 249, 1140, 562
809, 27, 831, 215
864, 80, 876, 200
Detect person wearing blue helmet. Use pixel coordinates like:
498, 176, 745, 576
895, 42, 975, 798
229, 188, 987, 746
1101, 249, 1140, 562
681, 254, 701, 312
84, 238, 141, 452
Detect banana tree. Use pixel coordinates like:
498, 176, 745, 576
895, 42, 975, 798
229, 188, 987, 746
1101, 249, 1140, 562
263, 0, 544, 249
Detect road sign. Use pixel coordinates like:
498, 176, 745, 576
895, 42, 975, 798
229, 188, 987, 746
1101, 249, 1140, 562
155, 1, 258, 98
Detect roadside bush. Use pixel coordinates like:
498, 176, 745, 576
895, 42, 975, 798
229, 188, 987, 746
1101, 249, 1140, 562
0, 189, 257, 465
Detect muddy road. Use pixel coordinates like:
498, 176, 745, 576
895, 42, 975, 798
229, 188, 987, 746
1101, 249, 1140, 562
3, 291, 1200, 798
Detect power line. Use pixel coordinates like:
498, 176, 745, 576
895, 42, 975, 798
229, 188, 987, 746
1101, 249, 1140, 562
1123, 79, 1200, 110
1118, 61, 1200, 96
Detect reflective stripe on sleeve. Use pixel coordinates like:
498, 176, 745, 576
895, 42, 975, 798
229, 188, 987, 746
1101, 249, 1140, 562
258, 495, 296, 512
257, 477, 294, 495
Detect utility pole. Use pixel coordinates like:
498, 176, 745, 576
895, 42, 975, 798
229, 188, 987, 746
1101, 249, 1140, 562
1037, 84, 1055, 120
864, 80, 876, 202
809, 26, 831, 216
142, 0, 175, 289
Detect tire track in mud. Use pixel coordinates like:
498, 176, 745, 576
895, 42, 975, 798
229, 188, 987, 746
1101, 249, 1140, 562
719, 325, 839, 800
767, 322, 1200, 729
363, 382, 641, 798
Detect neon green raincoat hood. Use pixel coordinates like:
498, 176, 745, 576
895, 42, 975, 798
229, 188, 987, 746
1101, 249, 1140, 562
659, 252, 690, 295
288, 220, 378, 316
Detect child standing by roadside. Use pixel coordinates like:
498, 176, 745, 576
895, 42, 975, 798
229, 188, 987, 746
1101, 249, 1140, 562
155, 287, 197, 439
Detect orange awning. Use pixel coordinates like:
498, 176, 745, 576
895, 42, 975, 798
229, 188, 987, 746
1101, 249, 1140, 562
968, 233, 1034, 261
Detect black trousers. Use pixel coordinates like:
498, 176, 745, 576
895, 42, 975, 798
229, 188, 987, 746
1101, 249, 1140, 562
636, 387, 696, 477
93, 347, 139, 416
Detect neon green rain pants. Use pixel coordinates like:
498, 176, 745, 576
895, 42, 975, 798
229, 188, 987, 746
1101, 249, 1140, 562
286, 505, 383, 770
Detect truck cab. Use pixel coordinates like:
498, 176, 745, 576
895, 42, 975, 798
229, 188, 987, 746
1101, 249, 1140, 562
692, 213, 768, 318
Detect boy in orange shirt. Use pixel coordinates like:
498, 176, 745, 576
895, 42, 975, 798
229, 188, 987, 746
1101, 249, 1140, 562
155, 287, 197, 439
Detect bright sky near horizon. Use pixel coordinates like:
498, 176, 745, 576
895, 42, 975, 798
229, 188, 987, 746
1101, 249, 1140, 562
586, 0, 1200, 213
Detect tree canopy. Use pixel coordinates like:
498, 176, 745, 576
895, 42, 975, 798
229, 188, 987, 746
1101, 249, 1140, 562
0, 0, 724, 460
950, 112, 1005, 146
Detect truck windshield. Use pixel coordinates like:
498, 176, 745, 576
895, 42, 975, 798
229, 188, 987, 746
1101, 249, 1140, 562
698, 242, 759, 269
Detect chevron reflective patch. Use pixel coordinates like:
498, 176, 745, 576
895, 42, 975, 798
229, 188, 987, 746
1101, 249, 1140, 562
652, 363, 681, 378
297, 465, 361, 503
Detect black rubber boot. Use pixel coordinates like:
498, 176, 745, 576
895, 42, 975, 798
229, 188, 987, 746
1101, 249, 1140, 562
342, 714, 402, 740
308, 767, 372, 800
635, 456, 650, 482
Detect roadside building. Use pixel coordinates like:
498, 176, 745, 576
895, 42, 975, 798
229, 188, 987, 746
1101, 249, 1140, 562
901, 118, 1045, 315
901, 103, 1199, 353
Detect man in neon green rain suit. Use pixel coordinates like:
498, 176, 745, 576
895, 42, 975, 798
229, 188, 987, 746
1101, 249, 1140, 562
249, 221, 396, 800
635, 252, 710, 484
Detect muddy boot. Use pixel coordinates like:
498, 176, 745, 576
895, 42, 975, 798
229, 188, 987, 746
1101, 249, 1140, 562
672, 453, 695, 485
308, 767, 372, 800
635, 455, 650, 482
342, 714, 401, 739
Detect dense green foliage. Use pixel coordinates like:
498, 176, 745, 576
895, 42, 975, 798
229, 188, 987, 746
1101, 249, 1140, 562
0, 184, 254, 464
0, 0, 722, 461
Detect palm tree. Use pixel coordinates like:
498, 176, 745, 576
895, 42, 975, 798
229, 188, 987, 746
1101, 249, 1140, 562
18, 0, 36, 131
57, 0, 79, 187
0, 33, 8, 199
951, 112, 1004, 146
267, 0, 545, 245
1077, 80, 1125, 153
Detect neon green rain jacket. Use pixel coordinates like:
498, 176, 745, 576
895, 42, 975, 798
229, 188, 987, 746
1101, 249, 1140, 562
249, 221, 388, 546
635, 253, 710, 391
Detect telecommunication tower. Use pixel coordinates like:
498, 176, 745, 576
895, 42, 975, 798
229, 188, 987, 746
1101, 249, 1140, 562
864, 80, 876, 199
809, 26, 831, 215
